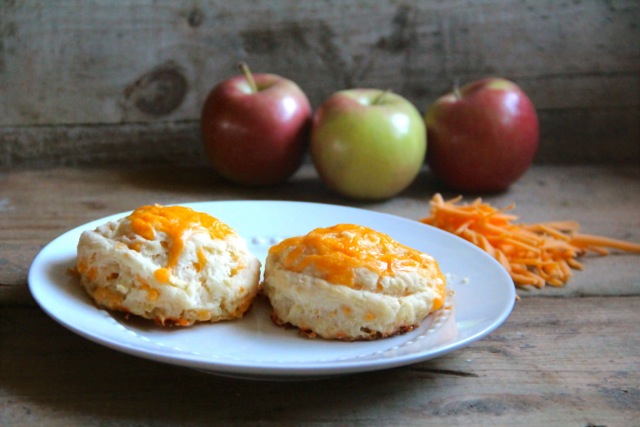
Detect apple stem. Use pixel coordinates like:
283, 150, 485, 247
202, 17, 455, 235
372, 89, 391, 105
453, 78, 462, 100
239, 62, 258, 93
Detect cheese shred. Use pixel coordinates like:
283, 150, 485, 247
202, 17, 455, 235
420, 194, 640, 288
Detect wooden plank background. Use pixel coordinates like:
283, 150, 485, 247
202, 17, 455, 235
1, 0, 639, 168
3, 296, 639, 425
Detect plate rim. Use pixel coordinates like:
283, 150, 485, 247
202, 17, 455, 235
28, 199, 516, 379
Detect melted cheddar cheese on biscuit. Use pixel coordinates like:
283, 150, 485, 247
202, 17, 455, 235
262, 224, 446, 341
76, 204, 261, 326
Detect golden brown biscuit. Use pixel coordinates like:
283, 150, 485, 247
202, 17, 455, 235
75, 204, 261, 326
262, 223, 446, 340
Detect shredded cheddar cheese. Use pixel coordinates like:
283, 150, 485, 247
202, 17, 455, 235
127, 204, 235, 280
269, 223, 442, 291
421, 193, 640, 288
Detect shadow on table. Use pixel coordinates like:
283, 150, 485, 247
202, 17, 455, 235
111, 164, 446, 207
2, 306, 466, 424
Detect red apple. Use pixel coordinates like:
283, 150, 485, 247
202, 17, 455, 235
425, 78, 539, 193
201, 63, 312, 186
311, 89, 427, 200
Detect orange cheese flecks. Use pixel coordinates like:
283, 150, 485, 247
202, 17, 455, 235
127, 204, 235, 280
153, 267, 171, 284
194, 248, 207, 272
269, 224, 442, 290
92, 286, 124, 308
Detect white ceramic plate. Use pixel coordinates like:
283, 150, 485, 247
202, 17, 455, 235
29, 201, 515, 380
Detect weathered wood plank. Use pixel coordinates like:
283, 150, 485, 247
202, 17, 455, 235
1, 296, 638, 425
1, 0, 639, 166
2, 0, 638, 125
1, 105, 639, 168
536, 108, 640, 164
0, 122, 207, 168
1, 165, 639, 304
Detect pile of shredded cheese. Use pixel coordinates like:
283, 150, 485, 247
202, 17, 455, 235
420, 193, 640, 288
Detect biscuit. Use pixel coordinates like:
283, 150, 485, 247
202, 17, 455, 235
75, 204, 261, 326
262, 223, 446, 340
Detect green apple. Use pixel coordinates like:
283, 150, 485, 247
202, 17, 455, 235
310, 89, 426, 200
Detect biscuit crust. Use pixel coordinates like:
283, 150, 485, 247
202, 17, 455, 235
262, 224, 446, 340
75, 205, 261, 326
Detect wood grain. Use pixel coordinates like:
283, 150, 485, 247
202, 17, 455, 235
1, 0, 639, 166
1, 164, 639, 425
2, 164, 639, 302
1, 297, 638, 425
2, 2, 640, 421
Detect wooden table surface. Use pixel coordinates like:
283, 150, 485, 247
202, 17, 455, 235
1, 164, 639, 426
